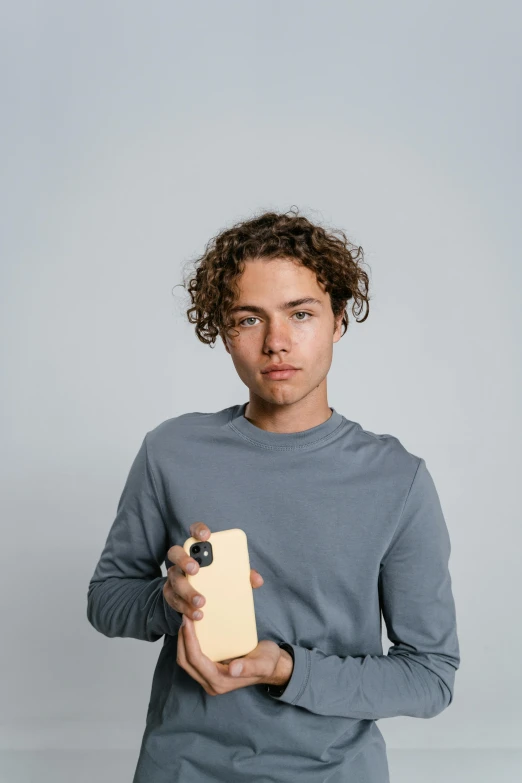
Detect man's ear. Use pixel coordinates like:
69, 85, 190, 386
333, 311, 345, 342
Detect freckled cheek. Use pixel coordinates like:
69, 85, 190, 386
232, 342, 258, 370
292, 325, 322, 348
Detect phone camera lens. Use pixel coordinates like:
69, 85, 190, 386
192, 545, 200, 554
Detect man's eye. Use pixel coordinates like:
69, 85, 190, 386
238, 312, 312, 327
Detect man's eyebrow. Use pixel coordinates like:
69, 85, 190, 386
229, 297, 323, 314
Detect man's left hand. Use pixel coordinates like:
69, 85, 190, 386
177, 615, 290, 695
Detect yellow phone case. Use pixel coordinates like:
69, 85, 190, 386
182, 527, 258, 663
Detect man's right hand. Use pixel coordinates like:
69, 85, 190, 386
164, 522, 264, 622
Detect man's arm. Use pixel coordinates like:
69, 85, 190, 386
86, 434, 183, 642
267, 458, 461, 720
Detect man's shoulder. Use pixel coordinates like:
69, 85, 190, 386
344, 416, 422, 477
144, 404, 237, 451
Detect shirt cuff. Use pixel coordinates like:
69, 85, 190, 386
162, 591, 183, 633
265, 642, 310, 703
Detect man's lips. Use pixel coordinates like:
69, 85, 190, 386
261, 364, 298, 373
262, 367, 300, 379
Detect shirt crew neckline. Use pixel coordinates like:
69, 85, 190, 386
228, 401, 345, 449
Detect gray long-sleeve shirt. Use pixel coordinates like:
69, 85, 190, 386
87, 402, 460, 783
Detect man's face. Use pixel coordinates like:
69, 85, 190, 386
222, 257, 343, 407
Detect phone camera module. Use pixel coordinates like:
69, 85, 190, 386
190, 542, 213, 568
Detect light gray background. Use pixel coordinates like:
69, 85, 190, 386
2, 1, 521, 781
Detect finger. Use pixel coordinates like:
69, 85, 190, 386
250, 569, 264, 588
189, 521, 211, 541
181, 616, 220, 678
181, 616, 231, 687
166, 544, 200, 576
178, 628, 236, 693
176, 622, 211, 691
164, 565, 206, 621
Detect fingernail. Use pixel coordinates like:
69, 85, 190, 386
181, 615, 186, 626
230, 662, 243, 676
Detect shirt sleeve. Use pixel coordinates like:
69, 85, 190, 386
86, 434, 183, 642
267, 458, 461, 720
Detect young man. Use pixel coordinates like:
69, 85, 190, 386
87, 207, 460, 783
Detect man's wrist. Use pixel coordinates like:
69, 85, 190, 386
273, 647, 294, 686
264, 643, 294, 696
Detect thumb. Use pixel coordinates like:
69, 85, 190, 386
229, 659, 245, 677
228, 640, 279, 677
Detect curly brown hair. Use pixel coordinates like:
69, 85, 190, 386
176, 206, 371, 347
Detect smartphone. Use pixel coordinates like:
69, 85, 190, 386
182, 527, 258, 663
